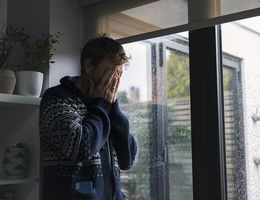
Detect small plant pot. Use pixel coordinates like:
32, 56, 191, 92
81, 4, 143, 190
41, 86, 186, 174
0, 69, 16, 94
14, 71, 43, 97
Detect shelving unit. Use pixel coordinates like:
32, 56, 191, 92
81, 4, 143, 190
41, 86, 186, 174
0, 178, 39, 185
0, 93, 41, 106
0, 93, 41, 200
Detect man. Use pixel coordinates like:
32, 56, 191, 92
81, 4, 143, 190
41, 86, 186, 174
39, 36, 137, 200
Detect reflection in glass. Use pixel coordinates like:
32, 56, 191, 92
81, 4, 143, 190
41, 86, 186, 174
117, 33, 192, 199
221, 16, 260, 200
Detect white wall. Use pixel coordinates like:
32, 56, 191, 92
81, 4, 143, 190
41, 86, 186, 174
7, 0, 49, 37
0, 0, 7, 27
7, 0, 50, 96
49, 0, 84, 87
5, 0, 83, 91
222, 17, 260, 200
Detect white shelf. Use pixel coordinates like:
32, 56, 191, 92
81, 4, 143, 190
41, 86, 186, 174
0, 178, 39, 185
0, 93, 41, 106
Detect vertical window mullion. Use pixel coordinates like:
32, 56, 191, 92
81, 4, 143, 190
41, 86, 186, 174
189, 26, 227, 200
215, 25, 228, 200
150, 42, 170, 200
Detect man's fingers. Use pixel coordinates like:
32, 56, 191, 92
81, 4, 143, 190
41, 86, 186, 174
112, 77, 120, 101
105, 70, 118, 87
97, 69, 110, 86
90, 67, 122, 102
111, 80, 117, 101
104, 89, 113, 102
100, 69, 114, 86
114, 77, 120, 93
119, 70, 123, 77
111, 70, 122, 101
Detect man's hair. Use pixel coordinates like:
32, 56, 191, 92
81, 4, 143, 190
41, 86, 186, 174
80, 35, 129, 73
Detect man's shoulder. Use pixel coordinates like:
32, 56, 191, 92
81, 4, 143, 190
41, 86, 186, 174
40, 84, 83, 109
41, 84, 67, 99
40, 84, 70, 106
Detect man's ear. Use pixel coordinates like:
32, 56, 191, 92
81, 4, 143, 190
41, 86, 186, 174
83, 59, 94, 74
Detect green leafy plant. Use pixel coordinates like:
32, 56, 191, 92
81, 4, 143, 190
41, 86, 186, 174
0, 26, 25, 69
168, 123, 191, 145
167, 53, 190, 98
18, 31, 62, 71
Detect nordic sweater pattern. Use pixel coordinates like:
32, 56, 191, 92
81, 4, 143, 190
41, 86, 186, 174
39, 76, 137, 200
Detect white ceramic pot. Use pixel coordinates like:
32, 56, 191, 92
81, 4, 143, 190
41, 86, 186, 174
0, 69, 16, 94
14, 71, 43, 97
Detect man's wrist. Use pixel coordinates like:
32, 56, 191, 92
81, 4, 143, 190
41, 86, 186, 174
89, 97, 112, 114
110, 99, 122, 117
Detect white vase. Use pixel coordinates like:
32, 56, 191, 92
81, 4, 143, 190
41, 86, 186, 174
14, 71, 43, 97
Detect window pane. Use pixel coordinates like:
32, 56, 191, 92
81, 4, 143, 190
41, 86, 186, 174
118, 32, 192, 199
221, 16, 260, 200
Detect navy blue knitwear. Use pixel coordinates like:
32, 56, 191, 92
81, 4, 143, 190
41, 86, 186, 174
39, 76, 137, 200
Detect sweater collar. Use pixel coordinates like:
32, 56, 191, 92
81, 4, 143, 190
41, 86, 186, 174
60, 75, 90, 104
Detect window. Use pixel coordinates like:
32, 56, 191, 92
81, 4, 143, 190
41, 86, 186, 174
117, 32, 193, 199
222, 55, 245, 200
116, 18, 260, 199
221, 16, 260, 200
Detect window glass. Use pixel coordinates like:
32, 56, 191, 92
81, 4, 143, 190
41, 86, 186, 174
221, 16, 260, 200
118, 32, 193, 199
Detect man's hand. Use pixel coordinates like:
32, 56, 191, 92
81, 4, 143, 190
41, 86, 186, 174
88, 69, 121, 103
111, 69, 123, 102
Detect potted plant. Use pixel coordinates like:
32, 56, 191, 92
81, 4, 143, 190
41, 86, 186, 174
0, 26, 24, 94
14, 31, 62, 97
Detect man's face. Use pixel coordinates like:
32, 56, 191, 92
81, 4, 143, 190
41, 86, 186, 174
89, 59, 123, 84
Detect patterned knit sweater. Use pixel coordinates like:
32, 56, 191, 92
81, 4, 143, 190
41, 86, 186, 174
39, 76, 137, 200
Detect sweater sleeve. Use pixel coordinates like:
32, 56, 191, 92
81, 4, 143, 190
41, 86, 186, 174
39, 91, 111, 163
109, 99, 137, 170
